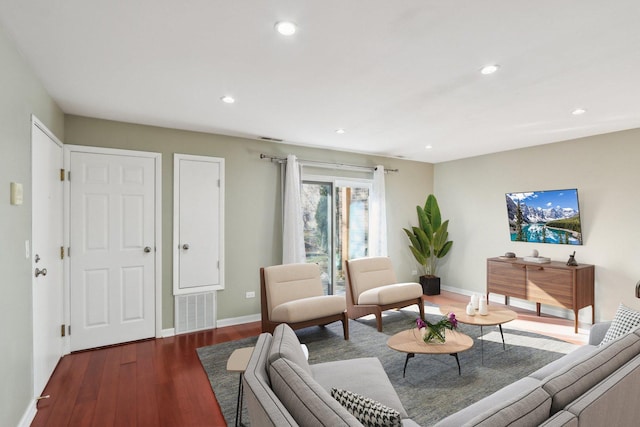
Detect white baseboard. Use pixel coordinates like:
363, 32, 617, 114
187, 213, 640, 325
216, 313, 261, 328
161, 328, 175, 338
441, 284, 593, 323
18, 399, 37, 427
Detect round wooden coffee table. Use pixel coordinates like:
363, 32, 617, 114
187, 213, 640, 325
439, 303, 517, 362
387, 329, 473, 377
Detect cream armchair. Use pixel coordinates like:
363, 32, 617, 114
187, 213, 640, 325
344, 256, 424, 332
260, 263, 349, 340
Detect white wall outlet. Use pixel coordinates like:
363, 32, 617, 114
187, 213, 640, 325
245, 291, 256, 299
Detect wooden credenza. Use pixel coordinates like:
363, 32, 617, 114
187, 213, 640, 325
486, 257, 594, 333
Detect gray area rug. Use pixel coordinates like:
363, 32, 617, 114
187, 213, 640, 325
197, 307, 578, 426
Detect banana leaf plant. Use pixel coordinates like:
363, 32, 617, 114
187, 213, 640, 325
403, 194, 453, 277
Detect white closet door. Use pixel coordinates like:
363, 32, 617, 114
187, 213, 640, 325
173, 154, 225, 294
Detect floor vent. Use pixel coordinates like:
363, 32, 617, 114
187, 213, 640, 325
175, 291, 216, 334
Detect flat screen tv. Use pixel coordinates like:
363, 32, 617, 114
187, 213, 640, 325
505, 188, 583, 245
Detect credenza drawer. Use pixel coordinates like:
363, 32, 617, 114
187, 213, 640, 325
526, 267, 573, 308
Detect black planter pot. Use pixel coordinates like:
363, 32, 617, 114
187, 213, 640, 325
419, 275, 441, 296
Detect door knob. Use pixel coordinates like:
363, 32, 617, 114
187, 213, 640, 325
35, 268, 48, 278
144, 246, 152, 253
182, 244, 190, 250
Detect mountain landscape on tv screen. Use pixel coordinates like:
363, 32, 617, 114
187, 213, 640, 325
506, 189, 583, 245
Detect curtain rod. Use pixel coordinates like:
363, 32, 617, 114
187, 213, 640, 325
259, 153, 399, 173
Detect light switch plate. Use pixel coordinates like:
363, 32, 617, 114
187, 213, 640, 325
10, 182, 23, 205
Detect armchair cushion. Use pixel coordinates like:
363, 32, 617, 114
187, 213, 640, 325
272, 295, 346, 324
358, 283, 422, 305
346, 257, 398, 300
263, 263, 325, 318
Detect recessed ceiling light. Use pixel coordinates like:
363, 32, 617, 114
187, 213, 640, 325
425, 145, 433, 150
572, 108, 587, 115
220, 95, 235, 104
275, 21, 297, 36
336, 128, 345, 134
480, 64, 500, 75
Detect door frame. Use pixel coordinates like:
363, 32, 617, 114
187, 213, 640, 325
62, 145, 162, 353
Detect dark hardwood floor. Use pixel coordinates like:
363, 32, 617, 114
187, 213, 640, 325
31, 291, 588, 426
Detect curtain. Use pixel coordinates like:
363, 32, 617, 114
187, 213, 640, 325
369, 165, 388, 256
282, 154, 306, 264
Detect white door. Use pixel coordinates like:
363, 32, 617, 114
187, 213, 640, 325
32, 119, 64, 396
69, 150, 156, 351
173, 154, 224, 294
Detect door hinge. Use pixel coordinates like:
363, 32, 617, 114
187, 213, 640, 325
61, 324, 66, 337
60, 169, 65, 181
60, 246, 64, 260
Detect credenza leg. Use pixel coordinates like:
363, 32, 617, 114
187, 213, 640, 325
536, 303, 541, 316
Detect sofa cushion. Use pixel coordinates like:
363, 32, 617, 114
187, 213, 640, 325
242, 333, 298, 427
331, 388, 402, 427
600, 303, 640, 346
311, 357, 408, 418
538, 410, 578, 427
462, 386, 551, 427
433, 377, 541, 427
268, 323, 312, 376
271, 295, 346, 323
562, 353, 640, 426
269, 357, 361, 427
542, 332, 640, 414
528, 344, 596, 381
358, 282, 422, 305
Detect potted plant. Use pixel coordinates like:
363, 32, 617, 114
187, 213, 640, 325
403, 194, 453, 295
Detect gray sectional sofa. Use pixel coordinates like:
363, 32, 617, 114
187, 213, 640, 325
243, 321, 640, 426
243, 323, 419, 426
435, 321, 640, 426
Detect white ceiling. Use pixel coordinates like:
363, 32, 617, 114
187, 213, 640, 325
2, 1, 640, 163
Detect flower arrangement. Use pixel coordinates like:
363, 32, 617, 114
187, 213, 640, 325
416, 313, 458, 343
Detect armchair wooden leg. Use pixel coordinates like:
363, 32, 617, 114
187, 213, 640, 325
375, 309, 383, 332
342, 313, 349, 340
418, 297, 425, 320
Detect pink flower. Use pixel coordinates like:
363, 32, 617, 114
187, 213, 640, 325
447, 312, 458, 329
416, 318, 427, 329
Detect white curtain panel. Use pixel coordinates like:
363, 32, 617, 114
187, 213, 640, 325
282, 154, 306, 264
369, 165, 388, 256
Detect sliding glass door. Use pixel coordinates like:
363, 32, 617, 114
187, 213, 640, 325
302, 177, 371, 295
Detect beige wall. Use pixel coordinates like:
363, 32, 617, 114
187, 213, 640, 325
0, 26, 64, 427
64, 115, 434, 328
434, 130, 640, 323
